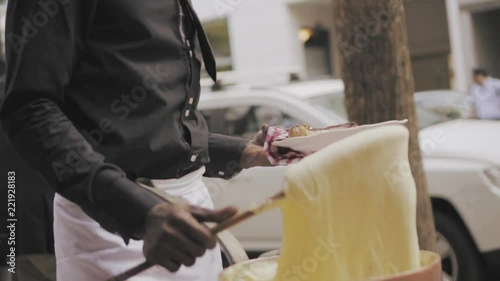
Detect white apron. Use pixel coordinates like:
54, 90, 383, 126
53, 167, 223, 281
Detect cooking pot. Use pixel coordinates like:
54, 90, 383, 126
219, 251, 442, 281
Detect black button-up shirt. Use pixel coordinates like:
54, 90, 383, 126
1, 0, 248, 242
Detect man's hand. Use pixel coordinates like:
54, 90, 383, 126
143, 203, 238, 272
240, 124, 273, 169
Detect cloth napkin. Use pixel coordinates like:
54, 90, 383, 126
263, 126, 306, 166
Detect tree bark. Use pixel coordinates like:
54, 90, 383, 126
332, 0, 436, 251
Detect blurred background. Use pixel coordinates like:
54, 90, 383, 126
193, 0, 499, 91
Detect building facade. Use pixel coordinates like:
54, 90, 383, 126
446, 0, 500, 91
0, 1, 497, 92
194, 0, 500, 92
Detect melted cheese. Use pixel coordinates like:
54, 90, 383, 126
221, 125, 421, 281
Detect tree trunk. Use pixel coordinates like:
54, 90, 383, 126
332, 0, 436, 251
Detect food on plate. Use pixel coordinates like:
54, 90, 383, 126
288, 125, 309, 138
288, 122, 359, 137
220, 125, 421, 281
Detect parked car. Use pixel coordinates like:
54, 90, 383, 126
413, 90, 470, 128
199, 79, 500, 281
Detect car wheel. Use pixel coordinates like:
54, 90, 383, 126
434, 211, 484, 281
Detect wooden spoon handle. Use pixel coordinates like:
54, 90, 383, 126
105, 210, 259, 281
210, 210, 257, 234
106, 261, 153, 281
106, 181, 285, 281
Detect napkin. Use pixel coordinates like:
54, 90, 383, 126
263, 126, 306, 166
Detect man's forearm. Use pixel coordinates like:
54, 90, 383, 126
2, 0, 164, 246
1, 98, 163, 243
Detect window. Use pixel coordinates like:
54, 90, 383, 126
201, 18, 233, 73
306, 93, 347, 120
201, 105, 302, 139
300, 25, 333, 78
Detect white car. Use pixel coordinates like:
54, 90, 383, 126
198, 80, 500, 281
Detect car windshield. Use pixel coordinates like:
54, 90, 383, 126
413, 91, 469, 128
306, 92, 348, 121
306, 91, 469, 128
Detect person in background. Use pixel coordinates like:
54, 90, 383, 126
469, 68, 500, 120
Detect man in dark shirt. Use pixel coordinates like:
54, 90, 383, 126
1, 0, 271, 280
1, 57, 56, 257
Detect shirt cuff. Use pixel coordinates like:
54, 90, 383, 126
91, 166, 165, 244
204, 134, 249, 179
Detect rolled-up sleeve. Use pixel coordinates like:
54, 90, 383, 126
1, 0, 163, 243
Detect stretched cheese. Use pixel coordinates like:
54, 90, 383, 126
220, 125, 421, 281
275, 125, 420, 281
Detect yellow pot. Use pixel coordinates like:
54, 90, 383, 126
219, 251, 442, 281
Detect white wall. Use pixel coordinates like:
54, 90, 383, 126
461, 11, 477, 79
227, 0, 300, 75
446, 0, 470, 92
193, 0, 337, 83
193, 0, 306, 84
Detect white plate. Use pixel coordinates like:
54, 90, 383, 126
273, 120, 409, 154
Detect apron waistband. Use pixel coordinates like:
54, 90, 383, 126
151, 166, 206, 197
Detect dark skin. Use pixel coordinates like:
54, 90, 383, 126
143, 203, 237, 271
240, 124, 272, 169
143, 125, 272, 271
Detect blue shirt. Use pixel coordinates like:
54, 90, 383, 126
470, 78, 500, 120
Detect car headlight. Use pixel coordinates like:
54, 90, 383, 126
483, 166, 500, 195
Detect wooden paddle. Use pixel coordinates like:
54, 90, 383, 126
106, 180, 286, 281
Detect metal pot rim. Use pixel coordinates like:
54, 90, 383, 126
219, 251, 442, 281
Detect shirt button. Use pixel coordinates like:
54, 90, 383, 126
218, 171, 225, 176
189, 50, 193, 57
185, 110, 190, 117
188, 98, 194, 105
190, 155, 197, 162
